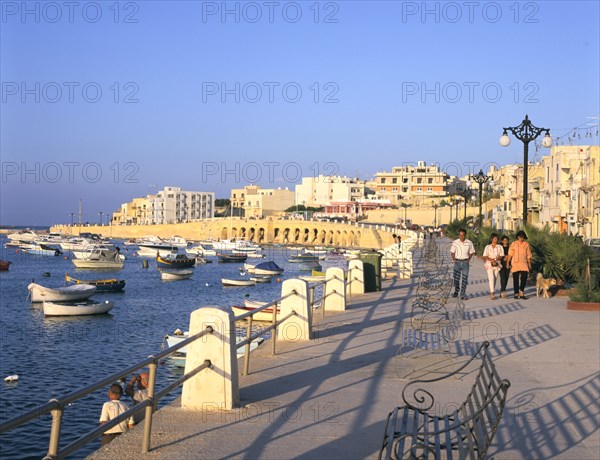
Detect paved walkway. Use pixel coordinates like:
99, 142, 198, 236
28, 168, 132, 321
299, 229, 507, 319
90, 239, 600, 459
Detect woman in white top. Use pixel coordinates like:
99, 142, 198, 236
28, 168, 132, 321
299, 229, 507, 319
483, 233, 505, 300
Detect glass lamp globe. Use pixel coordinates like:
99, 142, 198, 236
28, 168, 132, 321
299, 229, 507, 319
499, 134, 511, 147
542, 133, 553, 148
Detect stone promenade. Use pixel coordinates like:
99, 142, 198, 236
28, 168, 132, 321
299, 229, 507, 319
90, 240, 600, 459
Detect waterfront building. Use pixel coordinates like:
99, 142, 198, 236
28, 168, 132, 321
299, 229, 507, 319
374, 161, 450, 205
295, 176, 366, 207
230, 185, 294, 218
112, 187, 214, 225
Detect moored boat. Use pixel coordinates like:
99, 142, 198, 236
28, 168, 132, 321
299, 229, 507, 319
221, 278, 256, 287
65, 274, 125, 292
0, 260, 12, 271
28, 283, 97, 303
21, 243, 62, 256
72, 248, 124, 269
233, 303, 280, 321
161, 269, 193, 281
156, 253, 196, 268
297, 261, 322, 271
217, 253, 247, 263
253, 261, 284, 275
250, 275, 272, 283
43, 300, 114, 316
288, 252, 319, 263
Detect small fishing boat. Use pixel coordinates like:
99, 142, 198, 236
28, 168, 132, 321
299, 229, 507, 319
0, 260, 11, 271
250, 275, 272, 283
156, 253, 196, 268
297, 261, 322, 271
28, 283, 97, 303
241, 252, 265, 259
221, 278, 256, 287
217, 253, 247, 263
161, 269, 193, 281
253, 261, 284, 275
43, 299, 114, 316
186, 244, 217, 257
194, 255, 212, 265
65, 274, 125, 292
72, 248, 124, 269
288, 252, 319, 263
233, 303, 280, 321
244, 263, 256, 273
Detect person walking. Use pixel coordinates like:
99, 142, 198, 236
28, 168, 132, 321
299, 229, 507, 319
507, 230, 532, 299
450, 229, 476, 300
499, 235, 511, 298
483, 233, 504, 300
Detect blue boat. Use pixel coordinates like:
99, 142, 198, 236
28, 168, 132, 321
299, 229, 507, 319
65, 274, 126, 292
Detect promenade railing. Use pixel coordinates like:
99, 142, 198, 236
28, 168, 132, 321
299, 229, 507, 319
0, 326, 214, 459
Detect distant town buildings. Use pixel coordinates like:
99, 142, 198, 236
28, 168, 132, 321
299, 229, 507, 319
230, 185, 294, 218
112, 186, 214, 225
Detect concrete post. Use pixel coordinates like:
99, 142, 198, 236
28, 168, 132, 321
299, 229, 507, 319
325, 267, 346, 311
278, 278, 312, 342
182, 305, 239, 410
348, 259, 364, 295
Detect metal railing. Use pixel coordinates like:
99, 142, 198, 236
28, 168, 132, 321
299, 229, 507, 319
0, 326, 214, 459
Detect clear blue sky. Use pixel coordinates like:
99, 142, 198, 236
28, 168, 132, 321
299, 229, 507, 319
1, 0, 598, 225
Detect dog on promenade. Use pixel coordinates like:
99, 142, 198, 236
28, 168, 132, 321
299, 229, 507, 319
536, 273, 557, 298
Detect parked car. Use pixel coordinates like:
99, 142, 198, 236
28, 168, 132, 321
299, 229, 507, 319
585, 238, 600, 253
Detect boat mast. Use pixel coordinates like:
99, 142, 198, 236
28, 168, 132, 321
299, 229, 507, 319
78, 199, 82, 226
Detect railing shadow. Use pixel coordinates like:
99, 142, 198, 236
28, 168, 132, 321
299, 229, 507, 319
464, 302, 527, 320
491, 372, 600, 459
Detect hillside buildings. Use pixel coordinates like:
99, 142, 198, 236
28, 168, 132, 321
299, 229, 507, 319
230, 185, 294, 218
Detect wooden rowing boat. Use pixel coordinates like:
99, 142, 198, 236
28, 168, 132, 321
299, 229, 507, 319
43, 300, 114, 316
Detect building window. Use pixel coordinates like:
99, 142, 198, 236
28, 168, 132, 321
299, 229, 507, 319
381, 178, 386, 184
379, 187, 386, 192
392, 178, 397, 184
417, 178, 422, 184
392, 187, 398, 192
402, 187, 408, 192
402, 178, 408, 183
416, 187, 422, 192
427, 187, 432, 191
428, 178, 433, 184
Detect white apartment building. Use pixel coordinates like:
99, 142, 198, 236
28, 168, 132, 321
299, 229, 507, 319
149, 186, 214, 224
230, 185, 294, 218
295, 176, 365, 207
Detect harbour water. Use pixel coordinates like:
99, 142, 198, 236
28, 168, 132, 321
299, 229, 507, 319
0, 236, 344, 459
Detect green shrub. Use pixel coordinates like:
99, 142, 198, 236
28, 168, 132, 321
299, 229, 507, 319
569, 281, 600, 303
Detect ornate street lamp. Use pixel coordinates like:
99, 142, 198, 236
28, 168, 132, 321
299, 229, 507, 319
500, 115, 552, 224
469, 170, 492, 228
98, 211, 104, 226
70, 212, 75, 226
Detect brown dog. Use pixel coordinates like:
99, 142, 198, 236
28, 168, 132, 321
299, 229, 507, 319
536, 273, 557, 298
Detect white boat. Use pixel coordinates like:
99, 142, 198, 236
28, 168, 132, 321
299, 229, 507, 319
28, 283, 97, 303
72, 244, 124, 260
161, 269, 193, 281
186, 245, 217, 257
213, 239, 261, 252
72, 248, 124, 269
7, 229, 40, 243
244, 263, 256, 274
21, 243, 62, 256
250, 275, 272, 283
137, 235, 187, 257
236, 251, 265, 259
221, 278, 256, 287
43, 300, 114, 316
253, 261, 284, 276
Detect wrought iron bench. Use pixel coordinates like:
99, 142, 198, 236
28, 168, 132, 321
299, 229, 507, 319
382, 341, 510, 460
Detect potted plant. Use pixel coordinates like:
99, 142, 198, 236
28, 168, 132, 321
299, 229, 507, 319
567, 259, 600, 311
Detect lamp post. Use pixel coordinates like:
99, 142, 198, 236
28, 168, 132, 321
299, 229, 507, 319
449, 199, 453, 223
469, 170, 492, 228
454, 197, 460, 222
98, 211, 103, 226
401, 203, 409, 226
500, 115, 552, 225
70, 212, 75, 226
433, 203, 439, 227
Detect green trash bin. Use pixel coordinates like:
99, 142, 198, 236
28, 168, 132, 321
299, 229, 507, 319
358, 251, 383, 292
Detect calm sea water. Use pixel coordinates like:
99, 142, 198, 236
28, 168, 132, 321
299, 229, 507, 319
0, 237, 340, 459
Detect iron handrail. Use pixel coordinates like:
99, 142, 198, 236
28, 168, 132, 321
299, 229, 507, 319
0, 326, 214, 459
236, 311, 296, 349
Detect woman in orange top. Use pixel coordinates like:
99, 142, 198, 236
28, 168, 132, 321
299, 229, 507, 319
507, 230, 532, 299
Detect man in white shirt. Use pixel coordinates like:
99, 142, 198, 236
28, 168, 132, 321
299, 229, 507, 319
125, 371, 150, 424
450, 229, 476, 300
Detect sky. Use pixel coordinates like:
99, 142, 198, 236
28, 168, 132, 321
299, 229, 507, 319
1, 0, 599, 226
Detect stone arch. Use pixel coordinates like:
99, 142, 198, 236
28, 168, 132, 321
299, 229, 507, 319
294, 227, 301, 243
282, 228, 291, 244
349, 231, 356, 247
274, 227, 280, 242
221, 227, 228, 239
319, 230, 327, 244
312, 228, 319, 244
342, 230, 348, 246
231, 227, 238, 239
240, 227, 247, 238
303, 228, 310, 243
258, 227, 265, 243
247, 227, 255, 241
327, 230, 334, 245
333, 230, 341, 245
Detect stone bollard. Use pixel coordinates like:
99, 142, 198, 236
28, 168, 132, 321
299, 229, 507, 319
348, 259, 365, 295
278, 278, 312, 342
182, 306, 239, 411
324, 267, 347, 311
